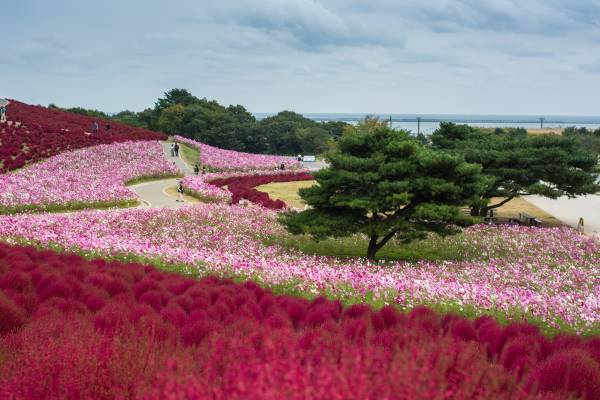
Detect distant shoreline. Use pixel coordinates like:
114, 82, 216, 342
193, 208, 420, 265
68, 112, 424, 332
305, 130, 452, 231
253, 113, 600, 132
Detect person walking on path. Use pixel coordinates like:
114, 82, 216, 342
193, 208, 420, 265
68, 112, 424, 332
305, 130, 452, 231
170, 143, 175, 157
194, 164, 200, 175
174, 143, 180, 157
176, 180, 184, 202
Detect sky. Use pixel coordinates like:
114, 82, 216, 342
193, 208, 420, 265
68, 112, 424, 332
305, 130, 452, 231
2, 0, 600, 115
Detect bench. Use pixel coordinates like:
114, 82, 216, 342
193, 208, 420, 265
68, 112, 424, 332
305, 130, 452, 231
517, 212, 541, 226
302, 155, 316, 162
484, 209, 541, 226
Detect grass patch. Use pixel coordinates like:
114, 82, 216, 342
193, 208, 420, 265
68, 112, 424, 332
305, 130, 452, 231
183, 188, 228, 204
267, 232, 479, 263
164, 186, 201, 203
177, 142, 200, 167
490, 196, 564, 227
256, 180, 316, 209
125, 173, 183, 186
0, 199, 139, 215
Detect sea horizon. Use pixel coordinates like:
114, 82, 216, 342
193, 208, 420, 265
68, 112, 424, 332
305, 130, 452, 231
253, 112, 600, 133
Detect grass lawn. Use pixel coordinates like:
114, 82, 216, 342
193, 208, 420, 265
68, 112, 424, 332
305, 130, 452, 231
487, 196, 563, 226
178, 143, 200, 167
268, 232, 479, 262
256, 180, 316, 209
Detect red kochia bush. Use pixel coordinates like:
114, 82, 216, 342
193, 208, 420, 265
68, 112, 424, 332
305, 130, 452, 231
0, 243, 599, 399
209, 171, 314, 209
0, 100, 166, 172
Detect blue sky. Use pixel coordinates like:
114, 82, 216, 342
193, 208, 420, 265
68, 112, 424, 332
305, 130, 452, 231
2, 0, 600, 115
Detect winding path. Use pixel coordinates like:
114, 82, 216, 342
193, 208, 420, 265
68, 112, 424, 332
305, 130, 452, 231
128, 142, 194, 208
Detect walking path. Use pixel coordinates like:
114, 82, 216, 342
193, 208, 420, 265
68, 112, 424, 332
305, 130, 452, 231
128, 141, 194, 208
527, 195, 600, 236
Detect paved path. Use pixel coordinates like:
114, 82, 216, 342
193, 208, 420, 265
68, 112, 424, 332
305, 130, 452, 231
302, 160, 328, 171
527, 195, 600, 236
128, 141, 194, 208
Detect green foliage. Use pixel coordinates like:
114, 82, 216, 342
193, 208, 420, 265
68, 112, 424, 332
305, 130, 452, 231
111, 110, 148, 128
280, 124, 485, 259
47, 104, 110, 119
563, 126, 600, 158
431, 123, 600, 215
50, 88, 350, 156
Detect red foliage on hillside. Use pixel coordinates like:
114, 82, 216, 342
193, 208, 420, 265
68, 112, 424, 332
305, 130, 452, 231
210, 171, 314, 209
0, 243, 598, 399
0, 100, 166, 172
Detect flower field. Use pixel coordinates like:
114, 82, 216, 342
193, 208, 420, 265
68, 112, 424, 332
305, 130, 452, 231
183, 169, 313, 208
1, 242, 599, 399
0, 141, 179, 213
0, 100, 166, 172
0, 204, 597, 335
1, 102, 599, 398
175, 135, 300, 171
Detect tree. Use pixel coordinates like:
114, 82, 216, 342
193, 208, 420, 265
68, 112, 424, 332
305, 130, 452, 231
296, 127, 335, 154
257, 111, 318, 154
280, 124, 485, 260
157, 104, 185, 134
431, 123, 600, 216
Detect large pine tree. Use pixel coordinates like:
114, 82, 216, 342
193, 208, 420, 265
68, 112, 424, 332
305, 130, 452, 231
281, 123, 486, 260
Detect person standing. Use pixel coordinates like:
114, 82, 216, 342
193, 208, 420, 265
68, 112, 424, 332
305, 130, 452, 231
0, 102, 8, 123
176, 180, 184, 202
170, 143, 175, 157
174, 143, 180, 157
105, 122, 111, 132
194, 164, 200, 175
91, 121, 99, 133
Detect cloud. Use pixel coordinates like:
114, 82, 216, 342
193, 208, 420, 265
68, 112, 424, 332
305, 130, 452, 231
191, 0, 404, 51
581, 60, 600, 74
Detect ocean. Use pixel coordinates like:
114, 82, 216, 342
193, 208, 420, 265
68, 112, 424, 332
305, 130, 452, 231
253, 113, 600, 134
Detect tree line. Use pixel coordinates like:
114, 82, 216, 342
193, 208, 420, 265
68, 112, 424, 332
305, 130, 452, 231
50, 89, 348, 156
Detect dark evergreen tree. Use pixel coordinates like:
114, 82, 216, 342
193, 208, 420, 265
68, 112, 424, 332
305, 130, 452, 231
431, 123, 600, 215
280, 124, 485, 260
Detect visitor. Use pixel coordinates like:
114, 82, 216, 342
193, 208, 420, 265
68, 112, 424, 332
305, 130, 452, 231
176, 181, 184, 202
0, 102, 7, 123
105, 122, 111, 132
297, 154, 302, 162
194, 164, 200, 175
279, 162, 285, 170
170, 143, 175, 157
201, 166, 207, 175
174, 143, 180, 157
91, 121, 99, 133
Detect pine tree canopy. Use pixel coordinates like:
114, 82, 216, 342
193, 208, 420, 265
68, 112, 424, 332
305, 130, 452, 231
280, 125, 486, 259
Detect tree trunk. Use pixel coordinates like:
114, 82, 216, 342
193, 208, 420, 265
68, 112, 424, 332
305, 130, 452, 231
367, 235, 379, 260
366, 229, 399, 260
481, 196, 516, 214
471, 196, 516, 216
